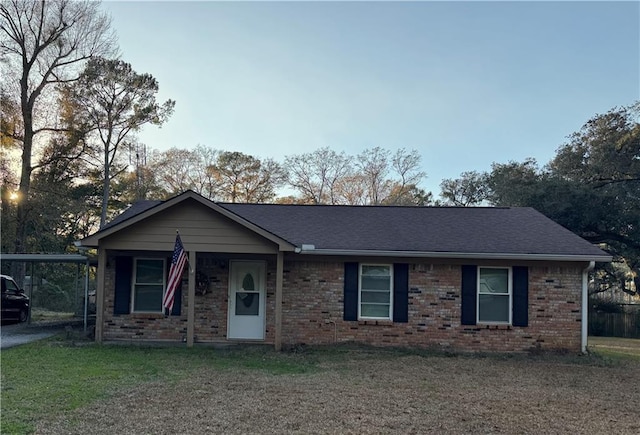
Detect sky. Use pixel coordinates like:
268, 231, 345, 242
102, 0, 639, 196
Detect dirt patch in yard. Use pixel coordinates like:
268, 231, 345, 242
37, 350, 640, 434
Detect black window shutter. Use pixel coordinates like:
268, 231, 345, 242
461, 265, 477, 325
168, 257, 182, 316
393, 263, 409, 323
114, 256, 133, 315
171, 284, 182, 316
512, 266, 529, 327
343, 262, 359, 321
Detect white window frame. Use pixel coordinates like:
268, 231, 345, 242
358, 264, 394, 321
131, 257, 166, 313
477, 266, 512, 325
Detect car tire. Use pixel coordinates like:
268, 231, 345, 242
19, 309, 28, 323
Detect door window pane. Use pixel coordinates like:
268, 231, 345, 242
242, 273, 255, 291
236, 292, 259, 316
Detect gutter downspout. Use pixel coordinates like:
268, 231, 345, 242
582, 261, 596, 354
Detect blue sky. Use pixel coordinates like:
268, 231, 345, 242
102, 0, 639, 196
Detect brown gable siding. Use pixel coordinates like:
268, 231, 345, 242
101, 198, 278, 254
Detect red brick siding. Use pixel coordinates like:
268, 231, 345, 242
280, 261, 583, 352
192, 257, 228, 342
102, 258, 188, 341
102, 256, 277, 343
101, 256, 584, 352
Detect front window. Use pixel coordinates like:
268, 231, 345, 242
133, 258, 165, 312
477, 267, 511, 324
359, 264, 393, 320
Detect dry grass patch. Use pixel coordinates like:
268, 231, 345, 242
35, 347, 640, 435
589, 336, 640, 357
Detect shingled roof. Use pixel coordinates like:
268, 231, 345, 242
219, 203, 609, 259
91, 191, 610, 261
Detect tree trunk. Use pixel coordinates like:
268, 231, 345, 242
14, 76, 34, 254
100, 149, 110, 228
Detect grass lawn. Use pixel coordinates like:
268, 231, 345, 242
2, 336, 639, 434
589, 336, 640, 357
29, 308, 77, 323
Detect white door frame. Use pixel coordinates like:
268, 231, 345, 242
227, 260, 266, 340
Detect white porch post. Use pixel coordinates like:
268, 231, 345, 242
187, 250, 196, 347
275, 251, 284, 351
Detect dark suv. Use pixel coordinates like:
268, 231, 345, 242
1, 275, 30, 323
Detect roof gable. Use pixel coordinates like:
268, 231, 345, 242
80, 191, 295, 251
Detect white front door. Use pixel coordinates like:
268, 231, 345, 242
227, 261, 266, 340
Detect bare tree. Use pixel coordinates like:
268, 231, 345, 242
0, 0, 116, 251
153, 147, 207, 196
285, 146, 429, 205
149, 145, 223, 200
333, 173, 368, 205
191, 145, 221, 200
357, 147, 392, 205
285, 147, 352, 204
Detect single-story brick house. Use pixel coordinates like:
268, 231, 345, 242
79, 190, 611, 353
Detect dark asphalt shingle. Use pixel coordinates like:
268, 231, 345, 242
103, 200, 162, 229
98, 192, 609, 258
220, 203, 607, 257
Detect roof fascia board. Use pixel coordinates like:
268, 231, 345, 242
297, 248, 612, 263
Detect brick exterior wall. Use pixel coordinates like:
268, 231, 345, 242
102, 256, 188, 342
101, 256, 278, 343
101, 255, 584, 352
281, 261, 583, 352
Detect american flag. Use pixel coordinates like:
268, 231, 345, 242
163, 234, 187, 313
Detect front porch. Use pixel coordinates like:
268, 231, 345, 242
96, 251, 285, 349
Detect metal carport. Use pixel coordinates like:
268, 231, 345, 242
0, 254, 92, 332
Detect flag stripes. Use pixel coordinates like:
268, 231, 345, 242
163, 234, 187, 312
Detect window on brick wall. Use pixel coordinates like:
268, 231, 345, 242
132, 258, 166, 312
359, 264, 393, 320
461, 265, 528, 327
477, 267, 511, 324
344, 263, 408, 323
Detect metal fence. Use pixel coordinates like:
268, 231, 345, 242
1, 255, 95, 327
